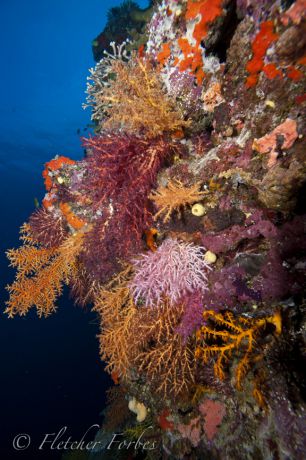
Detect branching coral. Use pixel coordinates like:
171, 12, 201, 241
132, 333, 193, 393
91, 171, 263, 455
69, 263, 99, 307
28, 207, 68, 248
176, 291, 205, 342
82, 134, 182, 208
94, 56, 189, 137
130, 238, 211, 307
94, 265, 137, 378
80, 134, 186, 282
195, 310, 282, 390
81, 200, 150, 284
5, 225, 84, 318
6, 2, 306, 456
149, 179, 208, 223
84, 41, 130, 124
133, 301, 196, 398
95, 266, 195, 398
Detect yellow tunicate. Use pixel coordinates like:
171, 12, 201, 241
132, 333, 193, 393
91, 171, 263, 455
265, 100, 275, 108
128, 397, 147, 423
191, 203, 205, 217
204, 250, 217, 264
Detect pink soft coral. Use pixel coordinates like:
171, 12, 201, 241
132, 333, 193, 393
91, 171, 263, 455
129, 238, 211, 307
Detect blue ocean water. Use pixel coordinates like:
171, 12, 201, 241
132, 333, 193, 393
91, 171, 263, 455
0, 1, 148, 458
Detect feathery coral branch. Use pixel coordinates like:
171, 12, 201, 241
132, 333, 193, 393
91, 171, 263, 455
133, 301, 195, 398
28, 207, 68, 247
94, 265, 137, 378
195, 310, 282, 389
5, 226, 84, 318
130, 238, 211, 307
150, 179, 208, 222
94, 56, 190, 137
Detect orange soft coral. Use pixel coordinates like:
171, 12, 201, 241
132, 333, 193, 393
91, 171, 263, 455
45, 156, 76, 172
42, 156, 75, 190
193, 1, 223, 46
287, 66, 303, 81
144, 228, 158, 252
175, 2, 222, 84
59, 202, 86, 230
177, 38, 206, 84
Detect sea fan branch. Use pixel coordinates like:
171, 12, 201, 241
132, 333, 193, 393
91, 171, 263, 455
6, 229, 84, 318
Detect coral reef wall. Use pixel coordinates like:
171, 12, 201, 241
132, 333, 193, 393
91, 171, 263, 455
6, 1, 306, 459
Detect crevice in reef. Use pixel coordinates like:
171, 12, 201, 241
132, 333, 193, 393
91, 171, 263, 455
205, 0, 242, 64
280, 0, 296, 10
295, 182, 306, 214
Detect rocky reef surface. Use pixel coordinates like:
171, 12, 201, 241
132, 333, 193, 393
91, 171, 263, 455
6, 1, 306, 459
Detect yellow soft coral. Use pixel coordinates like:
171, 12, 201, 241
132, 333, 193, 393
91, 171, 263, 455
5, 224, 84, 318
195, 310, 281, 390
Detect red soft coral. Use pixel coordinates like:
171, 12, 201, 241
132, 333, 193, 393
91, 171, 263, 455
80, 134, 186, 283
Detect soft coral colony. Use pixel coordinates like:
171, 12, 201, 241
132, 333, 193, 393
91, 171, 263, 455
6, 0, 306, 458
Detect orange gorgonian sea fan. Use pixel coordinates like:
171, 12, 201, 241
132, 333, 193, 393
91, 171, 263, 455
94, 265, 137, 379
5, 224, 84, 318
132, 300, 196, 398
95, 270, 196, 399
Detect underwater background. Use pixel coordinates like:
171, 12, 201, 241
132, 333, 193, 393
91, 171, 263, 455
0, 1, 148, 459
